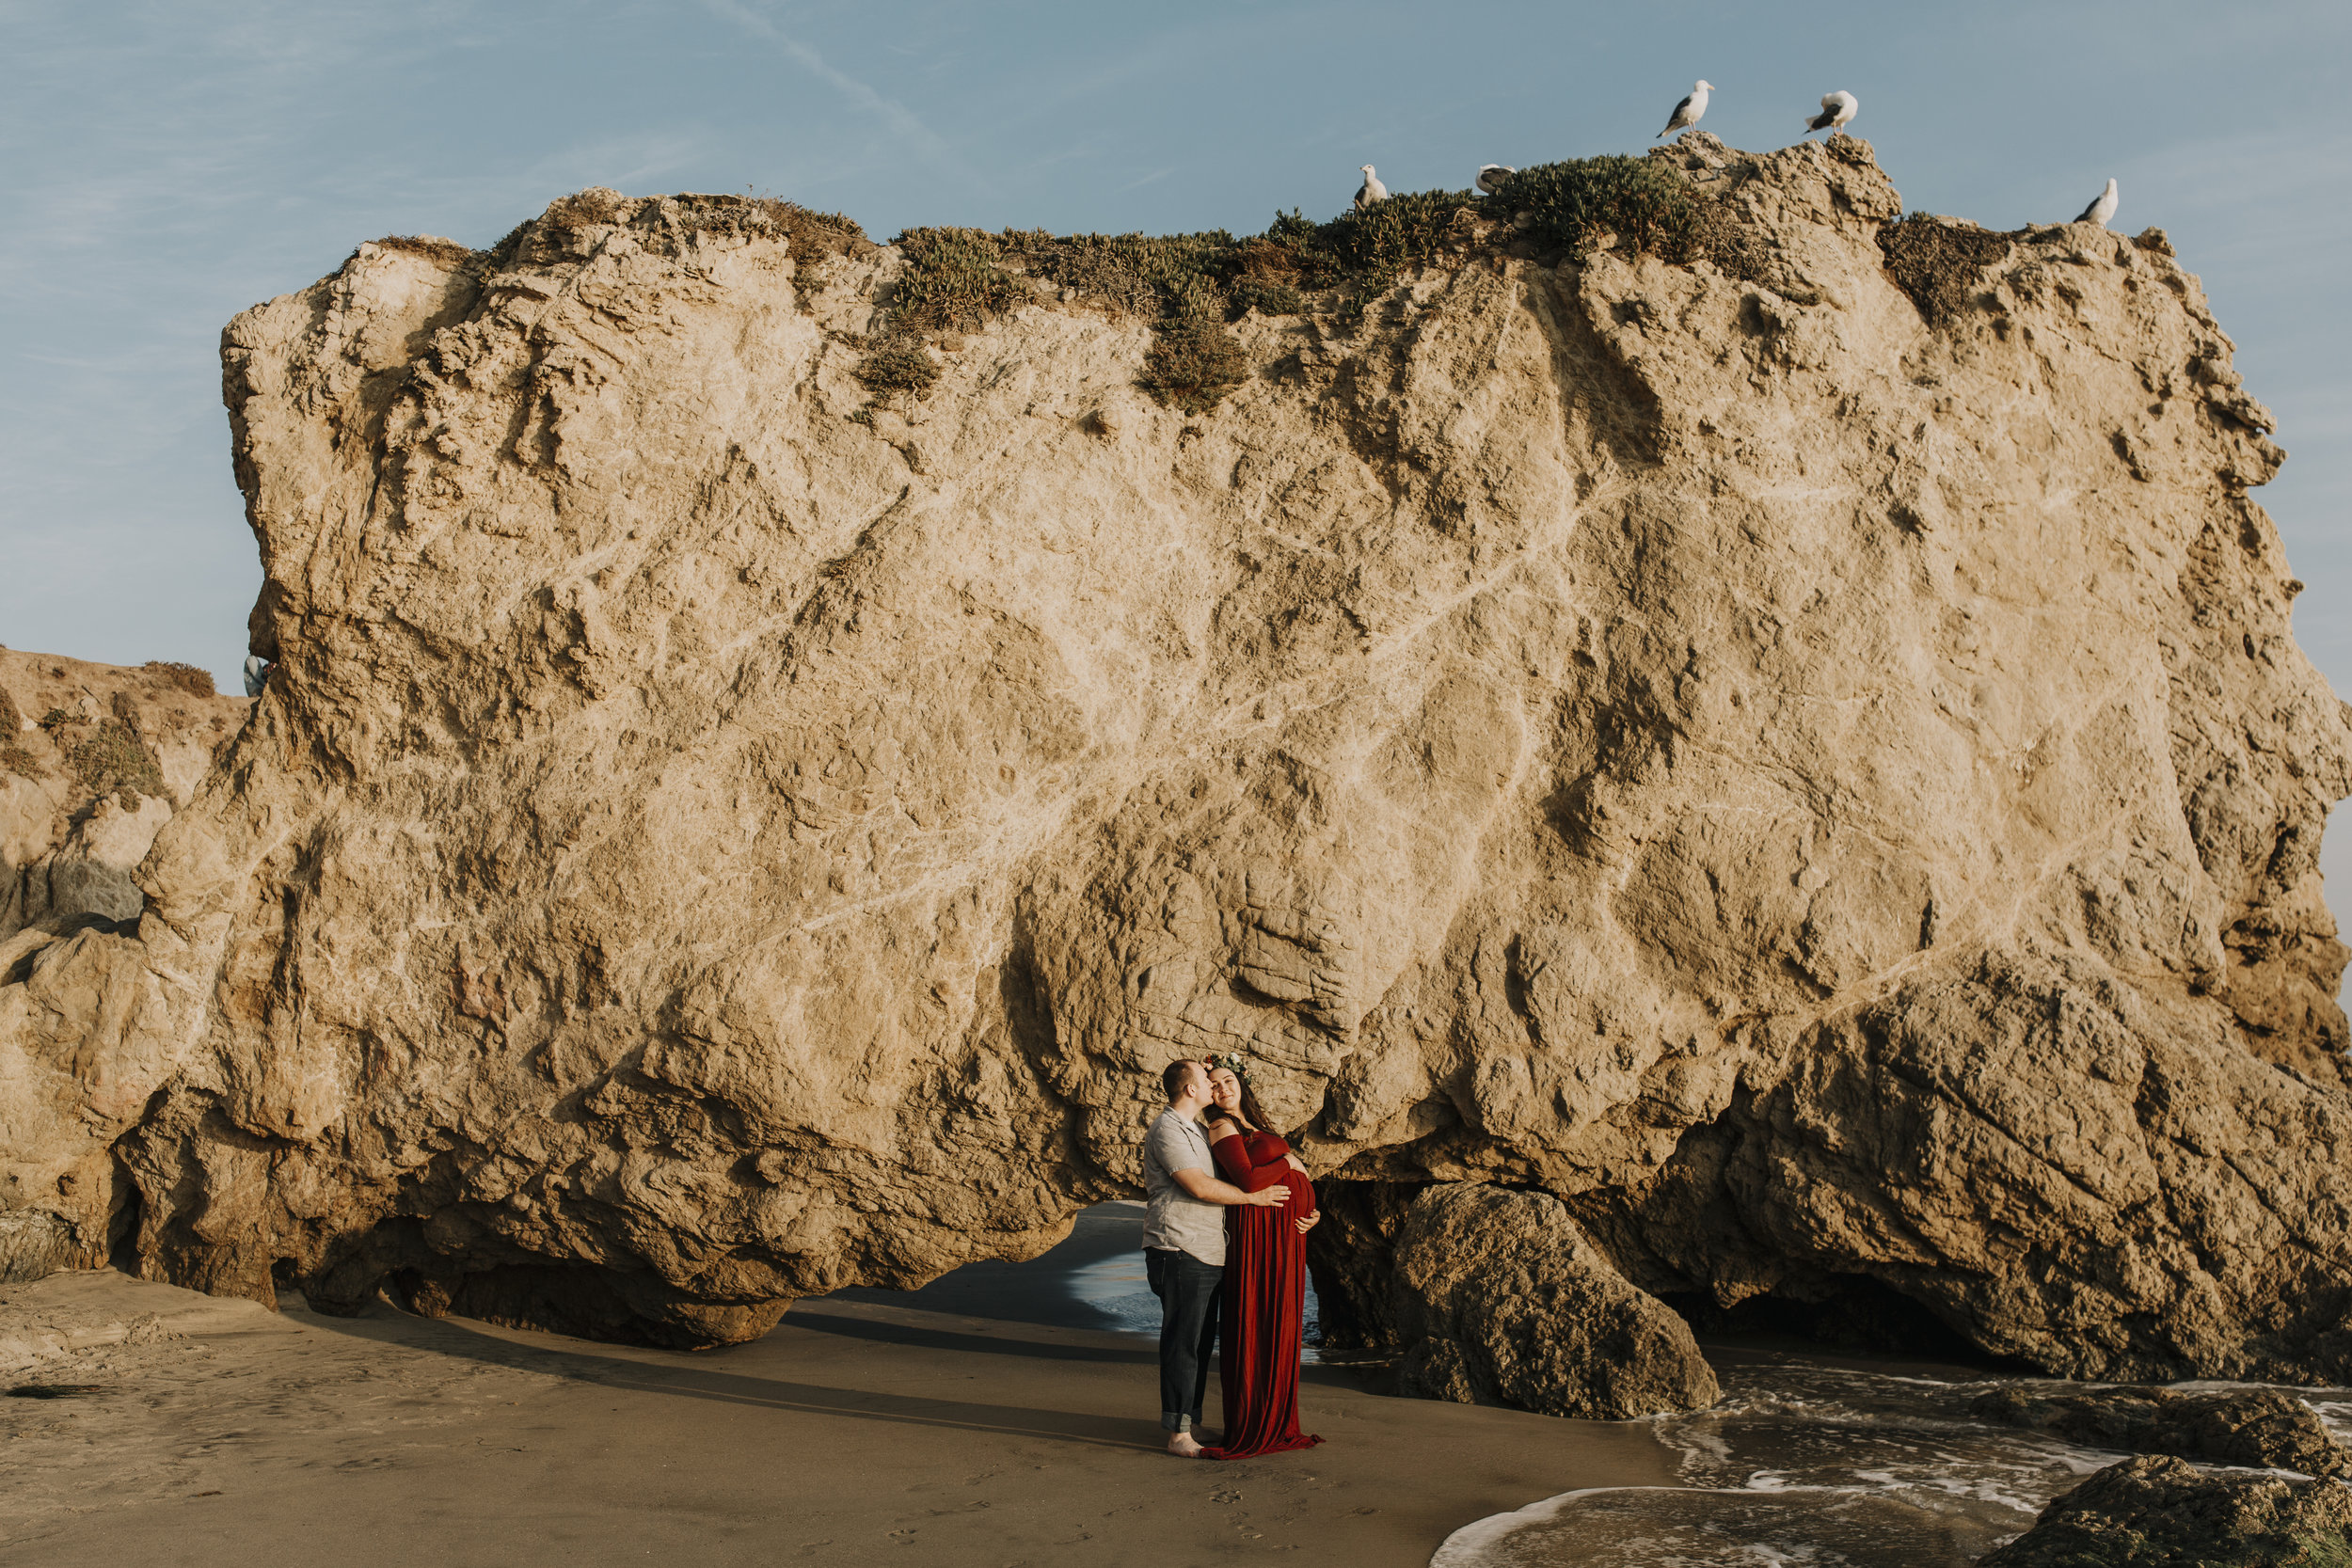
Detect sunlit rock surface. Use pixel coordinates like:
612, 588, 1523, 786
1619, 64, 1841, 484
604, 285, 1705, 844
1, 137, 2346, 1387
0, 649, 246, 1280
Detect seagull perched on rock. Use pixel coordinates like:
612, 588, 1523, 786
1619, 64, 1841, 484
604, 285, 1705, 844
1355, 166, 1388, 211
1476, 164, 1515, 196
1804, 91, 1858, 136
242, 654, 270, 698
1657, 80, 1712, 139
2074, 178, 2119, 228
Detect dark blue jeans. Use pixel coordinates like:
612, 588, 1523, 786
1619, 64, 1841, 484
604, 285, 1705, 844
1147, 1246, 1222, 1432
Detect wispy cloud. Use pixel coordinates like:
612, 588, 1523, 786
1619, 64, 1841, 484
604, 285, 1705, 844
695, 0, 977, 187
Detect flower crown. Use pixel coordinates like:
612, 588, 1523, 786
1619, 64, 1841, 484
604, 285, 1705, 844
1211, 1052, 1250, 1082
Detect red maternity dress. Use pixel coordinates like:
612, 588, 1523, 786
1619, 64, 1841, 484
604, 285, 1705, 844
1202, 1128, 1325, 1459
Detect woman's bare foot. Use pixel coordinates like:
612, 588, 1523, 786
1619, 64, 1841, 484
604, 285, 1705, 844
1167, 1431, 1207, 1457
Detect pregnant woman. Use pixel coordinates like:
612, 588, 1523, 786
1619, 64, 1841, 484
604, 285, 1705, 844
1200, 1058, 1325, 1459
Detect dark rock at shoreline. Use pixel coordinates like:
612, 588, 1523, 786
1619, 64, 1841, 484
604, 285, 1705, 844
1979, 1452, 2352, 1566
1972, 1384, 2351, 1476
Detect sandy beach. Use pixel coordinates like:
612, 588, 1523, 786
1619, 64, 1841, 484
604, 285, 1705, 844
0, 1206, 1672, 1565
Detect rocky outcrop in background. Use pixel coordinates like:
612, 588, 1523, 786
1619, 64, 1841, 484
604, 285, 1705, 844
0, 134, 2346, 1412
1, 650, 246, 1279
2, 651, 243, 940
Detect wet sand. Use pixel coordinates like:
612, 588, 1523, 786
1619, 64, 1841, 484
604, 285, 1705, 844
0, 1206, 1672, 1565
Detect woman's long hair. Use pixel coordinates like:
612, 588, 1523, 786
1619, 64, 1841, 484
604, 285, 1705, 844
1212, 1067, 1277, 1135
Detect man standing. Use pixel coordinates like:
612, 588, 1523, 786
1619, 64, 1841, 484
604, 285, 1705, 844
1142, 1058, 1290, 1457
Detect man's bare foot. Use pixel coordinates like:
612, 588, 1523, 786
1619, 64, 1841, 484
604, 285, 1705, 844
1168, 1431, 1207, 1458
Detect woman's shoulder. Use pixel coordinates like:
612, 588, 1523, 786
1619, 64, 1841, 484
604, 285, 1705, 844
1204, 1117, 1244, 1141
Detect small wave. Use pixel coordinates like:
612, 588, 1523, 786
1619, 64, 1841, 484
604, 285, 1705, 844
1435, 1355, 2352, 1565
1427, 1485, 1594, 1568
1430, 1354, 2148, 1566
1431, 1481, 2017, 1568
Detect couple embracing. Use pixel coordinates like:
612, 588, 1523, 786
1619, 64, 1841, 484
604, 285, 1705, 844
1140, 1055, 1325, 1459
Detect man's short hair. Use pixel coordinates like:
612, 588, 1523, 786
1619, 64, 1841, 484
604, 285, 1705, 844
1161, 1058, 1200, 1102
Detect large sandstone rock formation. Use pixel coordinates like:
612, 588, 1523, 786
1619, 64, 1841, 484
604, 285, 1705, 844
0, 135, 2346, 1389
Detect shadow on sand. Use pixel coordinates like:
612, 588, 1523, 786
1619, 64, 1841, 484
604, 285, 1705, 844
290, 1204, 1183, 1453
295, 1300, 1168, 1453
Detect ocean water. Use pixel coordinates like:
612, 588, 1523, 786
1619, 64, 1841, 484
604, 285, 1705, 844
1062, 1207, 1327, 1360
1432, 1349, 2352, 1568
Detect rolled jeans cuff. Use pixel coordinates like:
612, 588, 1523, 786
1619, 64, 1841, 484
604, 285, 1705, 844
1162, 1412, 1192, 1432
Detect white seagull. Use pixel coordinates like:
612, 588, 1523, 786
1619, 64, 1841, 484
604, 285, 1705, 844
1476, 164, 1515, 196
1657, 80, 1712, 139
1355, 165, 1388, 211
1804, 91, 1859, 136
2074, 178, 2119, 228
242, 654, 270, 698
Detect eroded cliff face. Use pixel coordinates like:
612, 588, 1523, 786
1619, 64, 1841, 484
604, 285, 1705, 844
0, 651, 246, 1280
2, 135, 2345, 1377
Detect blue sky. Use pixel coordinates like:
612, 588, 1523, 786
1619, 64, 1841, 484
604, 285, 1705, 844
4, 0, 2347, 971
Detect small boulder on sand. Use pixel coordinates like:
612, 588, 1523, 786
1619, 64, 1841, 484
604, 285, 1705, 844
1391, 1183, 1719, 1420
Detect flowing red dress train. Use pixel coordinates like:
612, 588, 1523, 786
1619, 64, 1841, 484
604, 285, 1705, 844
1202, 1129, 1324, 1459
